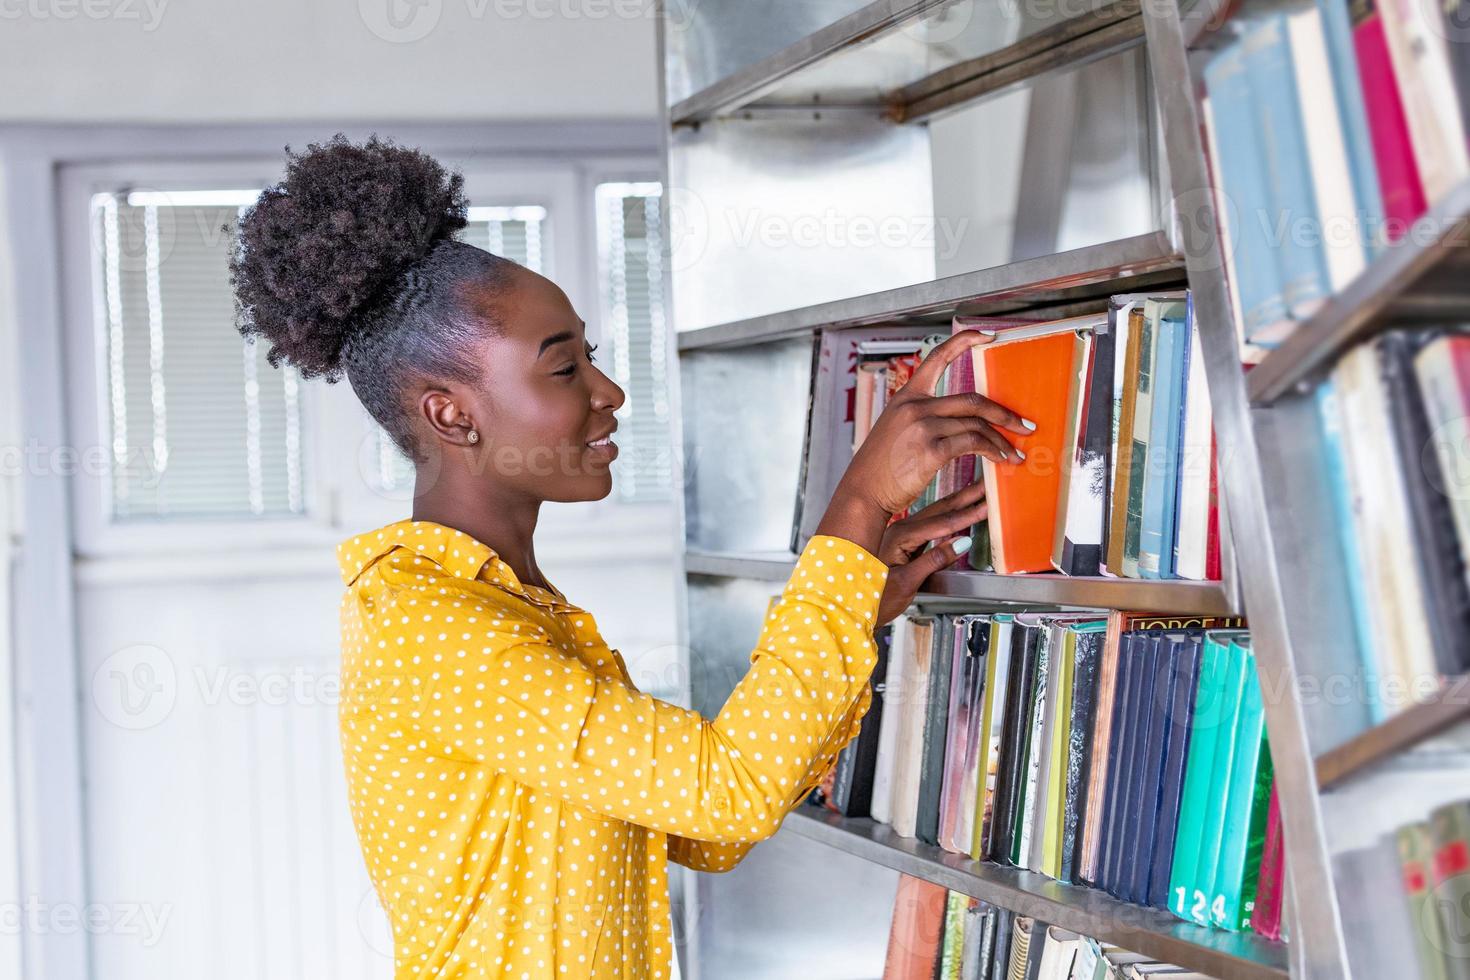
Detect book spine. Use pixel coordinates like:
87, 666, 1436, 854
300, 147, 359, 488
1138, 314, 1180, 579
1105, 307, 1144, 576
838, 625, 893, 817
1250, 783, 1286, 941
1102, 635, 1147, 896
1429, 801, 1470, 980
973, 617, 1014, 860
1204, 434, 1222, 582
1195, 640, 1253, 927
1352, 0, 1429, 236
992, 624, 1036, 866
1241, 15, 1333, 322
1123, 636, 1169, 903
1122, 309, 1157, 579
1202, 41, 1291, 343
1399, 822, 1453, 980
1040, 630, 1076, 877
1317, 0, 1386, 255
1378, 0, 1470, 201
1211, 646, 1274, 930
871, 618, 912, 825
1015, 630, 1052, 868
1147, 636, 1203, 908
1417, 337, 1470, 596
1059, 629, 1103, 884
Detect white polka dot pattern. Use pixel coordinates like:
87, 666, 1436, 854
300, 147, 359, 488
335, 520, 888, 978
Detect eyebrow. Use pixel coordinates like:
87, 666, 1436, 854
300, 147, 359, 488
537, 321, 589, 359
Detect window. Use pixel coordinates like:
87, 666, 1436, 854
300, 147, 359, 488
595, 182, 671, 504
90, 190, 305, 521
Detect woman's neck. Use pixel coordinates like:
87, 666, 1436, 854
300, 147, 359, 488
412, 475, 547, 589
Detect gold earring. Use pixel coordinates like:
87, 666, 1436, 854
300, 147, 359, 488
467, 429, 479, 444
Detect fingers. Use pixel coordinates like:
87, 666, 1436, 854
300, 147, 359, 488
936, 428, 1017, 466
926, 391, 1035, 436
882, 534, 974, 618
900, 477, 986, 524
888, 493, 987, 555
930, 417, 1019, 464
905, 330, 996, 397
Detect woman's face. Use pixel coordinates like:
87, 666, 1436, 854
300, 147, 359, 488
454, 267, 626, 503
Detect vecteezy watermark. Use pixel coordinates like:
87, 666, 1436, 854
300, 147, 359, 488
358, 0, 669, 42
0, 0, 168, 30
0, 898, 172, 947
93, 644, 177, 731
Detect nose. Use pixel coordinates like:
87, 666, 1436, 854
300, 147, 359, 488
592, 369, 626, 413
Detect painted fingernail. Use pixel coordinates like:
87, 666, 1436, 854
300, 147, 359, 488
952, 536, 974, 556
977, 329, 997, 337
1014, 448, 1026, 462
1021, 418, 1037, 431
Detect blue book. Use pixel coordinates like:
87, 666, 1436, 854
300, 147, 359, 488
1241, 15, 1331, 323
1126, 634, 1177, 903
1109, 633, 1160, 898
1098, 634, 1141, 895
1139, 313, 1187, 580
1315, 0, 1385, 257
1148, 635, 1204, 909
1203, 40, 1289, 344
1315, 381, 1385, 724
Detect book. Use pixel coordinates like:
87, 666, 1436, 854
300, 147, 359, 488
940, 616, 991, 854
1016, 619, 1054, 868
1174, 315, 1214, 582
1138, 305, 1188, 580
1105, 303, 1147, 576
1378, 0, 1470, 202
973, 615, 1016, 860
997, 619, 1045, 865
918, 614, 959, 845
1059, 622, 1106, 885
973, 328, 1093, 573
1430, 800, 1470, 979
1352, 0, 1429, 236
1038, 623, 1076, 876
1315, 0, 1386, 257
1209, 639, 1274, 931
830, 624, 893, 817
1335, 833, 1425, 977
1118, 632, 1165, 902
1251, 783, 1286, 941
1053, 329, 1101, 575
1121, 306, 1159, 579
1400, 821, 1452, 980
893, 616, 937, 838
1099, 633, 1146, 896
1203, 38, 1291, 344
883, 874, 949, 980
871, 616, 915, 825
1382, 332, 1470, 678
1418, 335, 1470, 593
1146, 635, 1203, 909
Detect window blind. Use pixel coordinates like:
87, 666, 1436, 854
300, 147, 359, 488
91, 191, 305, 521
595, 183, 672, 504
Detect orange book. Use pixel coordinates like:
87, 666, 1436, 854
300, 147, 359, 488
972, 330, 1086, 573
881, 874, 948, 980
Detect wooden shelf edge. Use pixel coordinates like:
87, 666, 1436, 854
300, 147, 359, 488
1316, 675, 1470, 789
781, 807, 1289, 980
684, 551, 1236, 614
1246, 176, 1470, 405
676, 234, 1183, 352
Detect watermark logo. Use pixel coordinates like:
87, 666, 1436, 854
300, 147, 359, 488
360, 0, 443, 42
92, 644, 176, 731
0, 0, 169, 31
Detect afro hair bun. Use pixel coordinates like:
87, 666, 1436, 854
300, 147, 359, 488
230, 133, 469, 379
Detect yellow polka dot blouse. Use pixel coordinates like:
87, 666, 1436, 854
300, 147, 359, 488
337, 520, 889, 978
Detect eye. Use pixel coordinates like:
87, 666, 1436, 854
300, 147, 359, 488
586, 343, 599, 364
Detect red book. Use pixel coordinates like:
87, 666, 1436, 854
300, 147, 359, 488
1205, 431, 1221, 581
1251, 783, 1286, 941
1354, 0, 1429, 238
882, 875, 948, 980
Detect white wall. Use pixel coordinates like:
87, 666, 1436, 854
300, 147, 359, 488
0, 0, 659, 123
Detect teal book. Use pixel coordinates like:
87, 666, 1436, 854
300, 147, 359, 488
1202, 40, 1288, 344
1138, 306, 1188, 580
1209, 638, 1274, 931
1166, 631, 1238, 921
1121, 306, 1159, 578
1183, 632, 1249, 926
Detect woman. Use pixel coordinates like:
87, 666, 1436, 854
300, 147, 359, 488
230, 135, 1028, 979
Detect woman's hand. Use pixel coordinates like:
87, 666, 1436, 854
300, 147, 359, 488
815, 329, 1031, 559
875, 479, 988, 626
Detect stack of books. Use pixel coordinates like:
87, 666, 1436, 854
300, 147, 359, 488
881, 875, 1226, 980
793, 292, 1223, 582
1316, 329, 1470, 719
1334, 799, 1470, 977
814, 610, 1286, 938
1200, 0, 1470, 359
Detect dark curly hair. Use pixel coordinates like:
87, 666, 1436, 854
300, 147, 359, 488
230, 133, 522, 462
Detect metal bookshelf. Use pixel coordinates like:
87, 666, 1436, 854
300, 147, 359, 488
783, 807, 1289, 980
657, 0, 1437, 977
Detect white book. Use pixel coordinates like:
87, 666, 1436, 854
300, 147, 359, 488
890, 616, 935, 839
1174, 322, 1214, 581
1014, 615, 1050, 863
1286, 5, 1368, 291
868, 616, 913, 825
1036, 928, 1083, 980
1378, 0, 1470, 202
1028, 623, 1066, 873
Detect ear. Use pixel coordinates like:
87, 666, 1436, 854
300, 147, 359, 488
418, 387, 479, 448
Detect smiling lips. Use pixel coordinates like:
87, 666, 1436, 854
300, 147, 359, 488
586, 429, 618, 460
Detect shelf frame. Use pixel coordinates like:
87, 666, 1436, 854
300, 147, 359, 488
677, 232, 1185, 352
685, 550, 1240, 615
782, 807, 1289, 980
1246, 177, 1470, 405
1316, 676, 1470, 790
